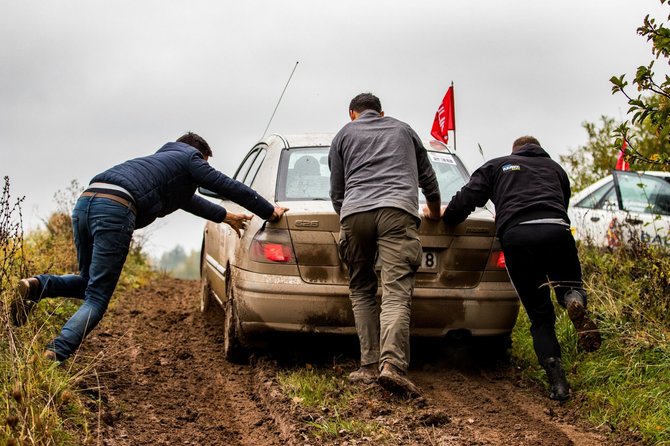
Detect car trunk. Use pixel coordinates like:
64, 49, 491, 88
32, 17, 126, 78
283, 201, 497, 289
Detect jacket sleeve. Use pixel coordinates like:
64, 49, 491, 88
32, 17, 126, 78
443, 163, 494, 225
328, 133, 345, 215
411, 129, 441, 203
182, 194, 227, 222
188, 154, 275, 220
560, 168, 571, 209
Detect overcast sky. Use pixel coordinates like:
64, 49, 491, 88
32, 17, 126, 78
1, 0, 666, 256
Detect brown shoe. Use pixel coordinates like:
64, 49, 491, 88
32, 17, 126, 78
10, 278, 41, 327
567, 300, 601, 352
43, 350, 58, 362
18, 278, 41, 301
378, 363, 421, 398
348, 364, 378, 384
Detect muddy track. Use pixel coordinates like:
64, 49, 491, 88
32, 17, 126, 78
77, 278, 624, 445
81, 278, 281, 446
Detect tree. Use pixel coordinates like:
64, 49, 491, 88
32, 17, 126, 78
611, 0, 670, 167
560, 114, 670, 192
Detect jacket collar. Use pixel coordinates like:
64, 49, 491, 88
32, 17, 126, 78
513, 143, 550, 158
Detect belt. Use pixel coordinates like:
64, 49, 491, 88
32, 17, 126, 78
81, 191, 137, 214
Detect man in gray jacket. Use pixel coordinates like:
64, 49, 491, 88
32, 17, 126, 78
329, 93, 441, 397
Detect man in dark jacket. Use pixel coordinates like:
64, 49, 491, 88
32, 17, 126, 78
432, 135, 600, 402
12, 132, 286, 362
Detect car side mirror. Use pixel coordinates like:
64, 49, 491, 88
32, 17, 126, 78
198, 187, 227, 200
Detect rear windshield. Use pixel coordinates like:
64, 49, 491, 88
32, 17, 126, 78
276, 147, 470, 202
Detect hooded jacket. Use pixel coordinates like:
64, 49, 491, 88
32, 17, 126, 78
91, 142, 274, 229
443, 143, 571, 237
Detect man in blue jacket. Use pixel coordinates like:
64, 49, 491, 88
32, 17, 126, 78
431, 135, 600, 402
12, 132, 286, 362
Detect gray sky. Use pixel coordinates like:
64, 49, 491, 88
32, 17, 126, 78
1, 0, 665, 256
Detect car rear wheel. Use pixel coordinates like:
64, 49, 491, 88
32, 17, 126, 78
223, 289, 247, 363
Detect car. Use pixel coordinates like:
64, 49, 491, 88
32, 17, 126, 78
199, 133, 519, 360
568, 170, 670, 248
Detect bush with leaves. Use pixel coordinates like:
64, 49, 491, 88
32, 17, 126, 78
611, 0, 670, 167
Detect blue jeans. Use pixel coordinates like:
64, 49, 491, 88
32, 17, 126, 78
35, 195, 136, 361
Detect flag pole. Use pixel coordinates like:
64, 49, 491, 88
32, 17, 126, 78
451, 81, 456, 152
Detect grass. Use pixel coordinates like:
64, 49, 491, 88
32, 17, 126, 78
277, 367, 386, 440
0, 176, 155, 445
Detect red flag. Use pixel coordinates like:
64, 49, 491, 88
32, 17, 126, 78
431, 86, 455, 144
615, 140, 629, 171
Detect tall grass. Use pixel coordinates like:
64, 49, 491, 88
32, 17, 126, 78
0, 177, 154, 445
512, 242, 670, 445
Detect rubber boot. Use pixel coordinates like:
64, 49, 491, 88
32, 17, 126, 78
564, 290, 601, 352
541, 357, 570, 402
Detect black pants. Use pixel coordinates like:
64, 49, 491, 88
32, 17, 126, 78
501, 223, 585, 362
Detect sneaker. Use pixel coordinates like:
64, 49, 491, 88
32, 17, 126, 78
378, 363, 421, 398
567, 300, 601, 352
348, 364, 378, 384
10, 278, 41, 327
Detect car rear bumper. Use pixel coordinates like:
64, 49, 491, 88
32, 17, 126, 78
233, 269, 520, 338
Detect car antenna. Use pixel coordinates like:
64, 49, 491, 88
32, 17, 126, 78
261, 61, 299, 140
478, 143, 486, 161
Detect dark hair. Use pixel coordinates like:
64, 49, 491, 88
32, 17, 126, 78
349, 93, 382, 113
512, 135, 540, 152
176, 132, 213, 157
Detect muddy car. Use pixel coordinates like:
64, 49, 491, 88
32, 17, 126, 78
200, 134, 519, 360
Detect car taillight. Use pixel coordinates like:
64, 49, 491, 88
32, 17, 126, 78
488, 250, 506, 269
260, 243, 292, 262
249, 229, 296, 264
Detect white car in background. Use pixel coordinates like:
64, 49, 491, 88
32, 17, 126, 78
568, 170, 670, 248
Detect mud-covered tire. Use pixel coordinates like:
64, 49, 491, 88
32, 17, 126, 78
223, 290, 247, 363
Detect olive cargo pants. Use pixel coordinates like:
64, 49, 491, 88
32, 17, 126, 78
339, 208, 422, 372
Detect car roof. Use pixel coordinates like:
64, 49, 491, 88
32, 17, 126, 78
267, 133, 334, 148
267, 133, 453, 153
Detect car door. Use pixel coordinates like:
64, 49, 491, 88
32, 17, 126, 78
611, 171, 670, 248
204, 146, 267, 300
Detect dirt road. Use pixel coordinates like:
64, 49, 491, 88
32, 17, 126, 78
79, 278, 618, 445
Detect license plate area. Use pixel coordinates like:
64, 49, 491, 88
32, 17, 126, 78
420, 250, 438, 271
374, 250, 439, 272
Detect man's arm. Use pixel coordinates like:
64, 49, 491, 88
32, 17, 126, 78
182, 194, 227, 222
328, 136, 345, 215
411, 130, 441, 203
188, 155, 275, 220
443, 165, 493, 225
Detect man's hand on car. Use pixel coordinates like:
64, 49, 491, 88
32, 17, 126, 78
268, 206, 289, 223
224, 212, 253, 237
422, 200, 444, 221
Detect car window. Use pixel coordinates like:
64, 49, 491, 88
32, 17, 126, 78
575, 182, 616, 210
424, 152, 470, 203
276, 147, 470, 202
244, 149, 266, 187
614, 171, 670, 216
234, 148, 261, 182
280, 148, 331, 200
